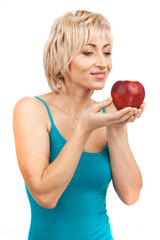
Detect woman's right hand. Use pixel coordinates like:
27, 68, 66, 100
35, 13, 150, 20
77, 97, 138, 134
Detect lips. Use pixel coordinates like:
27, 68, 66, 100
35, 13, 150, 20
90, 72, 106, 79
91, 72, 106, 75
92, 73, 105, 77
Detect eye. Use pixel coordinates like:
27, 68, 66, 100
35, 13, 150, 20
82, 52, 94, 56
104, 52, 112, 55
82, 51, 112, 56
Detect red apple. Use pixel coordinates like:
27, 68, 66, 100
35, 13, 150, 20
111, 80, 145, 110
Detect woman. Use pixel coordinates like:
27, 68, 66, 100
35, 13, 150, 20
13, 10, 146, 240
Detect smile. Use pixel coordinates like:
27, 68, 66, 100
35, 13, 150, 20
90, 73, 106, 80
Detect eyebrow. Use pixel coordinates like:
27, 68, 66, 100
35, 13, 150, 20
86, 43, 111, 48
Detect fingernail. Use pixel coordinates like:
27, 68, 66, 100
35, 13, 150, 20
133, 109, 137, 114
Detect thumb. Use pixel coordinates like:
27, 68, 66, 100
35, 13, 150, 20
95, 97, 113, 112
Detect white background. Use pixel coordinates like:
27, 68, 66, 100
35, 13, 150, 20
0, 0, 160, 239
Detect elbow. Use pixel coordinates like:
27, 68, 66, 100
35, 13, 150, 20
39, 199, 57, 209
123, 191, 141, 206
122, 181, 143, 206
34, 192, 58, 209
26, 180, 59, 209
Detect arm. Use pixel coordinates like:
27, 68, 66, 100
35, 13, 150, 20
13, 96, 145, 209
13, 97, 91, 209
107, 125, 143, 205
106, 102, 146, 205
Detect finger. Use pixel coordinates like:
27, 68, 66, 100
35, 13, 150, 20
103, 107, 132, 124
129, 115, 136, 122
121, 115, 134, 124
94, 97, 113, 112
118, 108, 137, 123
140, 102, 147, 111
133, 108, 142, 118
134, 102, 147, 118
112, 107, 133, 120
106, 108, 134, 125
124, 112, 138, 123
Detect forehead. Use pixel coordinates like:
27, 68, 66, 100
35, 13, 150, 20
85, 35, 111, 47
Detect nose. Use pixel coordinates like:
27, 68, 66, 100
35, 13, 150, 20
95, 53, 108, 68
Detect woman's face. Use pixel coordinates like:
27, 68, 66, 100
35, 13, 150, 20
67, 35, 112, 91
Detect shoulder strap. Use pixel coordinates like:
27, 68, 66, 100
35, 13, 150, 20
34, 96, 54, 127
98, 101, 107, 113
34, 97, 106, 124
102, 107, 106, 113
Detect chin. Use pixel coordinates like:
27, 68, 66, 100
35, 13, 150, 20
94, 83, 105, 90
92, 87, 105, 91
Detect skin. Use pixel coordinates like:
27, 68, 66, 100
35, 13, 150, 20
59, 35, 146, 204
13, 35, 147, 207
51, 36, 112, 119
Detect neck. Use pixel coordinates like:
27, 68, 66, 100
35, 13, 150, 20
50, 88, 94, 119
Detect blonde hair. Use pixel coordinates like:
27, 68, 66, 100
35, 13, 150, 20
43, 10, 113, 93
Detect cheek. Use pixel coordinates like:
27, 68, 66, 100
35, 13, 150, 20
71, 60, 91, 75
108, 59, 112, 72
71, 65, 86, 76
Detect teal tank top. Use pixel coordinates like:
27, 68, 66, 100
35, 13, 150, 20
25, 96, 113, 240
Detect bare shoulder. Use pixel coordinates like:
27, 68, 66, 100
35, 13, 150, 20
13, 96, 48, 132
13, 96, 51, 204
13, 96, 44, 113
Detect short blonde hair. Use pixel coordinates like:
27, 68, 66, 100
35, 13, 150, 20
43, 10, 113, 93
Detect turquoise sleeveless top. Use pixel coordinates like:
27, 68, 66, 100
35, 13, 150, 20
25, 96, 113, 240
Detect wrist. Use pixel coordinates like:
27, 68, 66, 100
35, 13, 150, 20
75, 123, 91, 141
108, 124, 126, 133
107, 125, 127, 139
107, 125, 129, 148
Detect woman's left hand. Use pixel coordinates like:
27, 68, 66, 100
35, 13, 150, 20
106, 101, 147, 126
